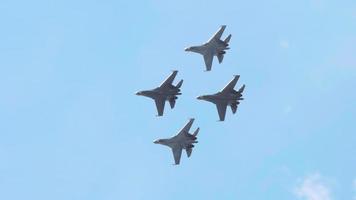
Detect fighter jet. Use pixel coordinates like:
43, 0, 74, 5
185, 25, 232, 71
197, 75, 245, 121
154, 118, 199, 165
136, 70, 183, 116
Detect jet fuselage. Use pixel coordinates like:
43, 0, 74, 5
198, 92, 242, 105
136, 87, 181, 100
154, 133, 197, 150
187, 38, 229, 57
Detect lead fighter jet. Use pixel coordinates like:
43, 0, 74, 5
154, 118, 199, 165
197, 75, 245, 121
185, 25, 232, 71
136, 70, 183, 116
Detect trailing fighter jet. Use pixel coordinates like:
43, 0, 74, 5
136, 70, 183, 116
154, 118, 199, 165
185, 25, 232, 71
197, 75, 245, 121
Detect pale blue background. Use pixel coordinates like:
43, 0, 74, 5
0, 0, 355, 199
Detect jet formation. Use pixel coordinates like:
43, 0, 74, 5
137, 25, 245, 165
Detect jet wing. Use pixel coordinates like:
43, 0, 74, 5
203, 53, 214, 71
221, 75, 239, 93
177, 118, 194, 136
159, 70, 178, 88
171, 146, 183, 165
208, 25, 226, 42
216, 102, 227, 121
154, 98, 165, 116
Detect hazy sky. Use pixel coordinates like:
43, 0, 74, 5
0, 0, 355, 199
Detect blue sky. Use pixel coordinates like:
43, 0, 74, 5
0, 0, 355, 199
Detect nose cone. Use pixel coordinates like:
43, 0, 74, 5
197, 95, 203, 100
135, 91, 142, 95
184, 47, 190, 51
153, 139, 159, 144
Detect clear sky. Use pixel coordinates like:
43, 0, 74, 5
0, 0, 355, 199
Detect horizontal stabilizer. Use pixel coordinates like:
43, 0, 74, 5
217, 53, 224, 63
169, 98, 176, 109
176, 79, 183, 88
237, 84, 245, 93
231, 103, 237, 114
186, 148, 192, 157
193, 127, 199, 136
224, 34, 232, 44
